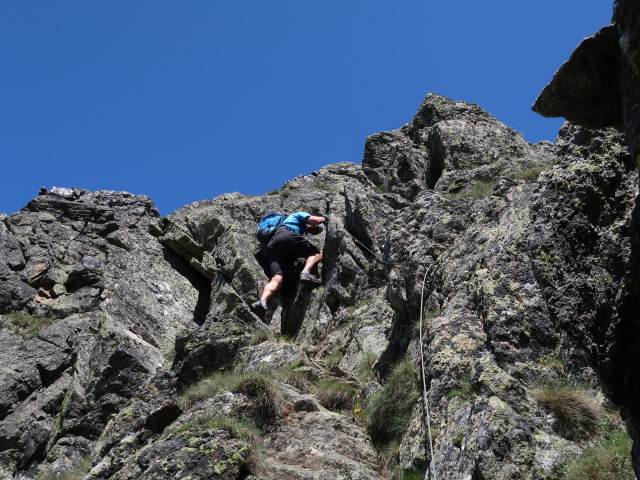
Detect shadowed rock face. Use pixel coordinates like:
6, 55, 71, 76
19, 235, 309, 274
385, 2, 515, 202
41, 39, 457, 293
0, 93, 637, 479
533, 2, 640, 475
532, 24, 623, 130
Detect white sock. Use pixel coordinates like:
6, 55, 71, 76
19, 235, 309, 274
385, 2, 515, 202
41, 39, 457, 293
260, 300, 267, 308
302, 270, 310, 275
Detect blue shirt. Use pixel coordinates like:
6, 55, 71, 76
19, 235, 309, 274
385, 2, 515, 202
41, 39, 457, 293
281, 212, 311, 235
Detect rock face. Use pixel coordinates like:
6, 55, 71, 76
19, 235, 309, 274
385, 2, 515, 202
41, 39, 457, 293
534, 3, 640, 476
1, 89, 637, 479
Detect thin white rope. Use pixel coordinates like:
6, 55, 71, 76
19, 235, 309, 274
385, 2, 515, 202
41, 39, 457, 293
419, 268, 436, 480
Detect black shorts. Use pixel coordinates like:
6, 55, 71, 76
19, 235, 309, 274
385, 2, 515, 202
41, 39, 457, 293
265, 228, 320, 278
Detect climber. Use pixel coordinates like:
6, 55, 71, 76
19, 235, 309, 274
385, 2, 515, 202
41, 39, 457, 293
251, 212, 328, 320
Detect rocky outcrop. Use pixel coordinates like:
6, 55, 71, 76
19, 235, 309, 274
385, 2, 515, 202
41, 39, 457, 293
1, 91, 637, 479
533, 3, 640, 476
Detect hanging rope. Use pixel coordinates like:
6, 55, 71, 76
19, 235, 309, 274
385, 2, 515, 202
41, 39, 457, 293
338, 223, 437, 478
419, 268, 436, 480
329, 191, 437, 477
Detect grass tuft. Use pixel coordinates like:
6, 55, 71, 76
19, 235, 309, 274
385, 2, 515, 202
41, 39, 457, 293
2, 313, 56, 339
180, 370, 283, 418
532, 381, 602, 434
448, 180, 497, 200
564, 428, 634, 480
323, 351, 344, 369
35, 455, 93, 480
357, 352, 378, 383
274, 363, 312, 392
315, 378, 358, 410
516, 165, 546, 182
173, 413, 259, 441
367, 358, 420, 447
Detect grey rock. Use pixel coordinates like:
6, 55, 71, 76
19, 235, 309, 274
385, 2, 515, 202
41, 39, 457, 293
533, 25, 623, 129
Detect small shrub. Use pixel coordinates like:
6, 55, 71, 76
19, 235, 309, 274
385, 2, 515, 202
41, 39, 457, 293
179, 370, 283, 418
564, 428, 634, 480
2, 313, 56, 339
316, 378, 358, 410
266, 189, 279, 195
367, 358, 420, 447
532, 381, 602, 434
452, 431, 464, 448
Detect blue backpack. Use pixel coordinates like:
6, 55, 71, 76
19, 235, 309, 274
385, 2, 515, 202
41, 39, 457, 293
256, 212, 287, 249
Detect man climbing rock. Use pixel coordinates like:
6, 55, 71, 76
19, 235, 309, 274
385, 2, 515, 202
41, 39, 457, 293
251, 212, 328, 320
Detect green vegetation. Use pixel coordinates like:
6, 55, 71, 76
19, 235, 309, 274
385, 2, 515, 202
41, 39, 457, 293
414, 309, 438, 337
564, 428, 634, 480
448, 180, 497, 200
35, 455, 93, 480
266, 189, 279, 195
323, 351, 344, 369
357, 352, 378, 383
532, 381, 602, 434
248, 329, 275, 345
315, 378, 358, 410
367, 359, 420, 447
173, 413, 259, 442
452, 431, 464, 448
375, 442, 425, 480
179, 370, 283, 418
516, 165, 546, 182
274, 362, 312, 392
539, 354, 565, 370
1, 313, 56, 339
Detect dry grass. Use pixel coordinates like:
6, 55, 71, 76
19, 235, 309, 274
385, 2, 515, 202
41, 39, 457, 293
564, 428, 634, 480
532, 381, 602, 434
315, 378, 358, 410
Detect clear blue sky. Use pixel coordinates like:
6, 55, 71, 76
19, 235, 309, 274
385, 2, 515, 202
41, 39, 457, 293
1, 1, 612, 216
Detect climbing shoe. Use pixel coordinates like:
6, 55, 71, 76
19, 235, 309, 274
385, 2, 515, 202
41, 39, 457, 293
250, 301, 267, 319
299, 272, 322, 286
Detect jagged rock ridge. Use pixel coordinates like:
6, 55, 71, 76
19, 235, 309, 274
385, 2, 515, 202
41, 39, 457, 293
1, 88, 637, 480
